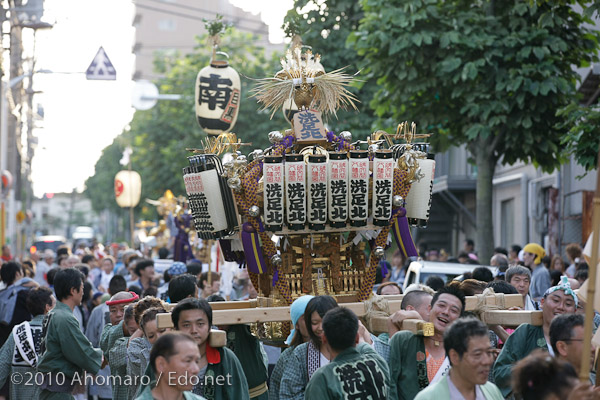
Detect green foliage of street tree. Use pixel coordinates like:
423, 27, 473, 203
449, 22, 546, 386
283, 0, 378, 135
84, 136, 126, 214
558, 103, 600, 173
350, 0, 599, 261
85, 30, 287, 218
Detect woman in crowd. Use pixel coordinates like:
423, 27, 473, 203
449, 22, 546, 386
550, 255, 566, 273
128, 306, 170, 398
269, 295, 314, 400
279, 295, 338, 400
126, 296, 166, 398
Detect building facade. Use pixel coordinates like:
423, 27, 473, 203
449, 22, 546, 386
132, 0, 271, 80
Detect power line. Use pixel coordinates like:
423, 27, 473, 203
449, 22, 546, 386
132, 2, 269, 36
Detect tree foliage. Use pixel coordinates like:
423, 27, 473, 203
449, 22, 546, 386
558, 102, 600, 172
85, 30, 287, 217
84, 136, 126, 214
350, 0, 599, 260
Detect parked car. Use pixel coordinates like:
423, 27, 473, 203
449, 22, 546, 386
72, 226, 95, 251
30, 235, 67, 254
402, 260, 498, 292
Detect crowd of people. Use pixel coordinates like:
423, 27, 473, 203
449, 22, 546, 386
0, 237, 595, 399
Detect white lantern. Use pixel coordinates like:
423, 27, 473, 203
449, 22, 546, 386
405, 156, 436, 227
285, 153, 306, 230
349, 150, 369, 227
372, 150, 394, 226
195, 58, 241, 135
114, 170, 142, 208
328, 152, 348, 228
307, 154, 327, 230
263, 155, 284, 231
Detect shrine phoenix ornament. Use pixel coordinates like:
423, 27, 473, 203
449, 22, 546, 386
252, 47, 359, 118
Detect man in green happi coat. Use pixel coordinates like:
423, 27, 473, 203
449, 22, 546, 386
99, 290, 139, 399
305, 307, 390, 399
493, 276, 577, 397
37, 268, 103, 400
388, 285, 466, 400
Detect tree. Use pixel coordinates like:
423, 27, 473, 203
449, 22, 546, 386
84, 136, 127, 214
350, 0, 599, 261
558, 103, 600, 172
283, 0, 378, 135
85, 30, 288, 218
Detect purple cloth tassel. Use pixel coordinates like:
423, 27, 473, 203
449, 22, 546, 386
379, 260, 389, 277
392, 207, 418, 258
241, 223, 267, 274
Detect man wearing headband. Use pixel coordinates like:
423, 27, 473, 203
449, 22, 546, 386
37, 268, 103, 399
493, 276, 577, 397
522, 243, 551, 301
85, 274, 127, 399
99, 291, 140, 399
100, 292, 139, 364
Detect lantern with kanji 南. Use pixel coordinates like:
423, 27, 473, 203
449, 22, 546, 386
195, 54, 241, 136
115, 170, 142, 208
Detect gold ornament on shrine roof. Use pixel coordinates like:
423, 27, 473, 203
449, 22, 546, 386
390, 122, 431, 185
252, 46, 359, 118
186, 132, 252, 156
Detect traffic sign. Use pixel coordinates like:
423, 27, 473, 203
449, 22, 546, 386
86, 47, 116, 80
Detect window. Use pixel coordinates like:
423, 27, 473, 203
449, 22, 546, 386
158, 19, 176, 31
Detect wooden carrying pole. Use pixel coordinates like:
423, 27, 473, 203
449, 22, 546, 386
580, 148, 600, 383
157, 293, 525, 329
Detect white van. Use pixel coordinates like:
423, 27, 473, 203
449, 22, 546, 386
402, 260, 498, 292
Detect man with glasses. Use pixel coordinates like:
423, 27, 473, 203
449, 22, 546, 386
415, 318, 503, 399
493, 276, 577, 397
550, 313, 596, 383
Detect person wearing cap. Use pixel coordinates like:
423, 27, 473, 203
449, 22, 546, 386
157, 261, 187, 301
37, 268, 103, 399
269, 295, 314, 400
116, 296, 164, 399
522, 243, 551, 301
493, 276, 577, 397
99, 291, 140, 397
85, 275, 127, 400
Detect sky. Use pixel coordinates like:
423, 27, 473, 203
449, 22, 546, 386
29, 0, 293, 198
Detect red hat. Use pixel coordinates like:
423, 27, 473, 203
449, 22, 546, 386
106, 291, 139, 306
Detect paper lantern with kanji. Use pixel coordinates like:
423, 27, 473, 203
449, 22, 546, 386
195, 58, 241, 135
115, 170, 142, 208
